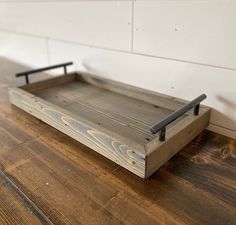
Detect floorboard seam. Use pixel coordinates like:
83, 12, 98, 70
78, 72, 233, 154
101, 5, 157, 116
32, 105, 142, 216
0, 168, 55, 225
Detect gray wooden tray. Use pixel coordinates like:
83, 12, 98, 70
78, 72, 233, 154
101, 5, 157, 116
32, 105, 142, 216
9, 63, 210, 178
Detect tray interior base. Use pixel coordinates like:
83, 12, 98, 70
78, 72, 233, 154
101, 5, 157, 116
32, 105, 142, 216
33, 79, 181, 146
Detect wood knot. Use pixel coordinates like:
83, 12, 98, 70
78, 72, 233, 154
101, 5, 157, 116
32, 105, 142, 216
128, 159, 136, 165
219, 146, 234, 159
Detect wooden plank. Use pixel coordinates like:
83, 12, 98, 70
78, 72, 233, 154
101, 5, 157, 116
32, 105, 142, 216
64, 101, 153, 145
59, 82, 174, 128
9, 87, 146, 178
77, 72, 189, 112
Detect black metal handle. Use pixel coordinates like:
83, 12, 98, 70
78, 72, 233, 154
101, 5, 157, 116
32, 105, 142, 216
15, 62, 73, 84
150, 94, 207, 141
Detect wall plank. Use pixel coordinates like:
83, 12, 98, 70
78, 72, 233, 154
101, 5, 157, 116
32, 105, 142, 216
48, 40, 236, 139
133, 1, 236, 69
0, 1, 132, 51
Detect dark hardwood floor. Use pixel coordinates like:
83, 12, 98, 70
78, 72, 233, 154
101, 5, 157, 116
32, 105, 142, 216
0, 57, 235, 225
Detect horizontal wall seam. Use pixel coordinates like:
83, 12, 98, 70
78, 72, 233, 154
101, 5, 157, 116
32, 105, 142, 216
1, 28, 236, 72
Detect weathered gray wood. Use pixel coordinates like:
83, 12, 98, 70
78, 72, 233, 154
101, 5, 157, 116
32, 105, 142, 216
77, 72, 201, 112
9, 87, 146, 178
34, 81, 174, 139
9, 73, 211, 178
64, 82, 174, 127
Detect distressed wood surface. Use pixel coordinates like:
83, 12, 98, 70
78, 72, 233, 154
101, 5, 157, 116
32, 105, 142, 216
9, 71, 210, 178
1, 57, 236, 224
9, 87, 146, 178
0, 170, 52, 225
33, 80, 174, 140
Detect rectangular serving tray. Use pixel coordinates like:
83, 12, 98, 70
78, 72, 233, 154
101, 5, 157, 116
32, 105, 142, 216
9, 64, 210, 179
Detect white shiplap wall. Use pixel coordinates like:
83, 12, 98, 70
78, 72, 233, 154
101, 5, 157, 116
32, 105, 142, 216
0, 0, 236, 139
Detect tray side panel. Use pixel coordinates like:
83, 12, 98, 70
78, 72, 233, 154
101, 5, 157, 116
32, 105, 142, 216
145, 109, 210, 178
9, 87, 146, 178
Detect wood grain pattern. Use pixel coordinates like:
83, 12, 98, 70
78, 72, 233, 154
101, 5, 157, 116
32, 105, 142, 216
9, 87, 146, 178
1, 58, 235, 225
34, 81, 173, 138
77, 72, 188, 112
0, 170, 52, 225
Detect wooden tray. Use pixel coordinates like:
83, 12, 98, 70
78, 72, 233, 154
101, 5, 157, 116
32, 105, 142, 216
9, 63, 210, 178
